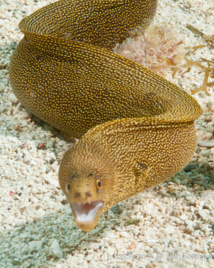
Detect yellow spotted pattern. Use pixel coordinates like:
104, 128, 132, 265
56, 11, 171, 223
9, 0, 202, 230
9, 0, 201, 139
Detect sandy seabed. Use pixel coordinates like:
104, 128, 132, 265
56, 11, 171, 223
0, 0, 214, 267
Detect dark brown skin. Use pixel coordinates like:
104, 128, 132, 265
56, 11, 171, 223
9, 0, 202, 231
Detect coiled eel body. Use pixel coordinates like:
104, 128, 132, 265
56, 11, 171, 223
9, 0, 202, 231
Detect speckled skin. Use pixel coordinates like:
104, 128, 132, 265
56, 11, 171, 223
9, 0, 158, 138
59, 120, 198, 231
9, 0, 202, 231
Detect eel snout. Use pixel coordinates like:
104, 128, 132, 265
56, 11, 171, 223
71, 201, 104, 231
64, 176, 106, 231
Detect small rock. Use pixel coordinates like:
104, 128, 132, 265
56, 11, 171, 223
38, 143, 46, 149
180, 178, 189, 185
184, 226, 194, 234
8, 92, 19, 104
146, 263, 157, 268
196, 130, 213, 141
126, 242, 137, 250
110, 204, 123, 214
90, 243, 100, 250
170, 210, 180, 217
86, 254, 93, 261
173, 178, 180, 184
185, 220, 194, 228
12, 260, 22, 265
50, 240, 63, 259
29, 241, 43, 252
198, 140, 214, 148
14, 125, 20, 131
61, 199, 67, 205
9, 191, 15, 197
107, 246, 116, 255
205, 254, 212, 260
201, 149, 211, 157
199, 159, 209, 169
206, 183, 214, 190
193, 180, 204, 186
120, 232, 129, 238
165, 225, 174, 234
183, 163, 198, 171
125, 218, 140, 225
185, 195, 192, 201
103, 242, 109, 248
192, 175, 205, 185
203, 204, 211, 210
180, 214, 188, 221
206, 125, 214, 133
196, 210, 207, 220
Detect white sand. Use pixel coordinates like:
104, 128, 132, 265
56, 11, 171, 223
0, 0, 214, 267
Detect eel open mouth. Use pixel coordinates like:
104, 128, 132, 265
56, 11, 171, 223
71, 201, 104, 231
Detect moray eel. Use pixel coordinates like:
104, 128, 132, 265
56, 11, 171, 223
9, 0, 202, 231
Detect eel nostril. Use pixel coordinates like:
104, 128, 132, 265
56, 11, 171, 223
85, 191, 92, 197
74, 192, 80, 199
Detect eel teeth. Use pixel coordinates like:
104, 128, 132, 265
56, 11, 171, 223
72, 201, 104, 223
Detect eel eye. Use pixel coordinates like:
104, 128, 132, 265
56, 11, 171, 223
96, 178, 102, 191
66, 183, 71, 193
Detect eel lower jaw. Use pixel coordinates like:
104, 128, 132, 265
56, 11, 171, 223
71, 200, 104, 231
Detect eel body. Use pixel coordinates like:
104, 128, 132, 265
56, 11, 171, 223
9, 0, 202, 231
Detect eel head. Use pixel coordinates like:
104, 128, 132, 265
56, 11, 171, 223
65, 175, 105, 231
58, 138, 116, 231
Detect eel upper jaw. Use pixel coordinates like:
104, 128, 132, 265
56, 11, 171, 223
71, 200, 104, 231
